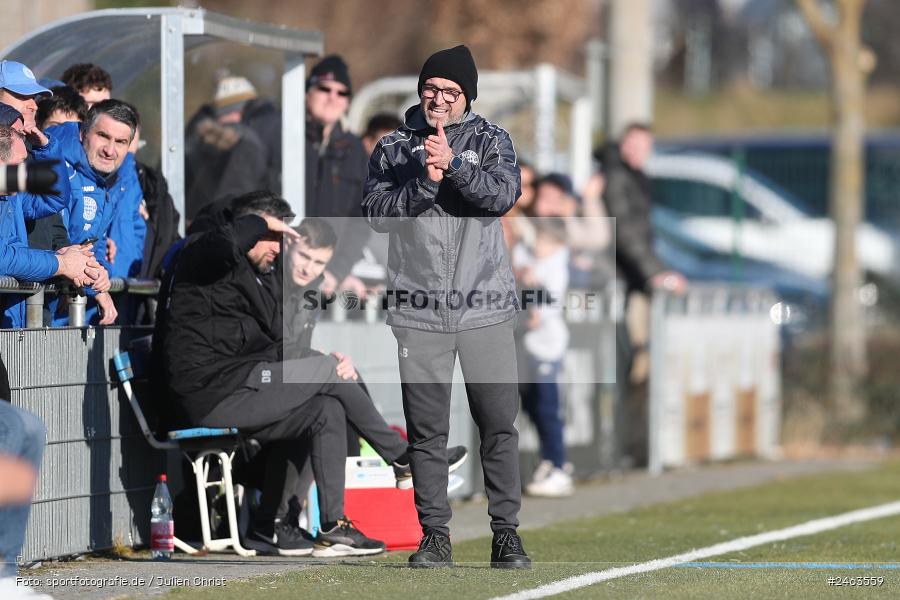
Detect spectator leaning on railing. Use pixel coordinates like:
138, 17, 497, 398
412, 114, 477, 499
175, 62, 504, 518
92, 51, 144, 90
45, 99, 145, 325
0, 109, 104, 329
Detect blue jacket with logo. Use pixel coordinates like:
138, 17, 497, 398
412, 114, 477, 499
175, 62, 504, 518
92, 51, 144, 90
108, 153, 147, 278
44, 122, 120, 276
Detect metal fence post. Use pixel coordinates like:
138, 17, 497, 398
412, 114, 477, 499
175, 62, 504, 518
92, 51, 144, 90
25, 286, 44, 328
68, 293, 87, 327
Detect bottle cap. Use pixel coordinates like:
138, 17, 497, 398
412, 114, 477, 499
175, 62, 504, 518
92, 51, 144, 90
158, 474, 167, 482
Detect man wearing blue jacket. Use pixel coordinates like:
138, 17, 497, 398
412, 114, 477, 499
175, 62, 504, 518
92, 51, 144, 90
46, 99, 141, 325
0, 111, 104, 328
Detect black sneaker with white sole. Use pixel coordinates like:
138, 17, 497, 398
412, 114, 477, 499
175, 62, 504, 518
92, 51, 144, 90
408, 530, 453, 568
393, 445, 469, 490
243, 520, 314, 556
490, 529, 531, 569
313, 517, 386, 557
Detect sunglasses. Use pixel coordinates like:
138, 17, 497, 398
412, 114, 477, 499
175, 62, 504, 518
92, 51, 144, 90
316, 84, 350, 98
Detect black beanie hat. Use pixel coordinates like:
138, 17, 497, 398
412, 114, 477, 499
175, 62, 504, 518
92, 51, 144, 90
418, 45, 478, 111
307, 55, 352, 95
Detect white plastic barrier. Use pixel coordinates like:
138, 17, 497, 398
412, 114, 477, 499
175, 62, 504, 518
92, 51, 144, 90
648, 285, 782, 474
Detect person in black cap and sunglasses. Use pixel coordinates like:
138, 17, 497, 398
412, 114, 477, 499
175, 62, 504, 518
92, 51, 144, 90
363, 45, 531, 569
304, 55, 370, 300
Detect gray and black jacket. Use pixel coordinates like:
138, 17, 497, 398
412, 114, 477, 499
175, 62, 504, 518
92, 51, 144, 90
362, 105, 521, 333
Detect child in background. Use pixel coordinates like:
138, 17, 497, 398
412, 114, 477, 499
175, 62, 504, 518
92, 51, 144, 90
513, 217, 574, 497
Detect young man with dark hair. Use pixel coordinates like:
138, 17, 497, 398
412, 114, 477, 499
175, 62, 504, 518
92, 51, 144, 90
361, 112, 403, 157
36, 86, 88, 130
364, 45, 530, 569
60, 63, 112, 107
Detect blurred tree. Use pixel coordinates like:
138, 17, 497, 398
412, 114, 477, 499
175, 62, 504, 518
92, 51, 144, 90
796, 0, 874, 425
194, 0, 602, 86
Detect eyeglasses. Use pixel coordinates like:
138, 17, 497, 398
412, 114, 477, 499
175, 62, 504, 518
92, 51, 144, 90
316, 84, 350, 98
421, 84, 462, 104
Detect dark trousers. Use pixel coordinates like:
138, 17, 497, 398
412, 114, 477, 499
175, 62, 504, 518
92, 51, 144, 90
392, 318, 521, 535
520, 358, 566, 468
199, 355, 408, 529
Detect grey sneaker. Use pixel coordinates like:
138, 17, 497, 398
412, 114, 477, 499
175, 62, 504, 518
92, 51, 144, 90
313, 517, 385, 557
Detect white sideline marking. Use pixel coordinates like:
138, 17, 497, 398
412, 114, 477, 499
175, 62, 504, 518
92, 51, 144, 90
490, 500, 900, 600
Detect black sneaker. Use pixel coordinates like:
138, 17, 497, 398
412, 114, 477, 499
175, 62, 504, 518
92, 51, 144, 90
491, 529, 531, 569
393, 446, 469, 490
313, 517, 386, 557
408, 530, 453, 568
243, 520, 314, 556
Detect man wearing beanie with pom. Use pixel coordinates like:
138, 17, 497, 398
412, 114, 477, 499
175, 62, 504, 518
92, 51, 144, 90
363, 45, 530, 569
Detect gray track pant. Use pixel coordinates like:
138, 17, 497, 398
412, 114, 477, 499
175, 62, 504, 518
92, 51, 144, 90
199, 355, 408, 527
392, 317, 522, 535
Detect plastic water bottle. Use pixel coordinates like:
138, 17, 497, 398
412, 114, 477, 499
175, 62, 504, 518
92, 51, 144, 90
150, 474, 174, 560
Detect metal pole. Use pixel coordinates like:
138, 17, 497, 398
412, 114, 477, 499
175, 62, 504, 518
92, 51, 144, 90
647, 291, 666, 475
570, 97, 593, 191
160, 13, 186, 236
534, 63, 557, 174
25, 286, 44, 328
282, 52, 307, 223
607, 0, 655, 135
68, 293, 87, 327
586, 38, 607, 135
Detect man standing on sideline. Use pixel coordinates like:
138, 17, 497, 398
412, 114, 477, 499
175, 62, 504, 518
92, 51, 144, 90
363, 45, 530, 569
601, 123, 687, 465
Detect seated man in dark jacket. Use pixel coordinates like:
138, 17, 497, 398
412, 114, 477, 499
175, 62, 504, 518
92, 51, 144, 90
154, 192, 461, 557
154, 192, 385, 557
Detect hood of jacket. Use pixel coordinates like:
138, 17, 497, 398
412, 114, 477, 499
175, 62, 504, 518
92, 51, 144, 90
363, 107, 521, 333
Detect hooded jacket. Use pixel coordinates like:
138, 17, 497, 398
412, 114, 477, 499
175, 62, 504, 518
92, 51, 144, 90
108, 153, 148, 278
136, 161, 181, 280
362, 105, 520, 332
154, 213, 282, 422
45, 121, 121, 275
600, 144, 666, 293
305, 119, 370, 283
184, 106, 269, 221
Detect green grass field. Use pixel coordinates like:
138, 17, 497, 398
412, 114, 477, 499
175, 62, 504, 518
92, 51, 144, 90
166, 461, 900, 600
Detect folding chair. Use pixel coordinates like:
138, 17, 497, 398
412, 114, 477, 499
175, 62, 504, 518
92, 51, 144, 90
112, 342, 256, 557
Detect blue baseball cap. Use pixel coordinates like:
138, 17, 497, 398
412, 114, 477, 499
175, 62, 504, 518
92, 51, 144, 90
0, 102, 23, 127
0, 61, 52, 97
